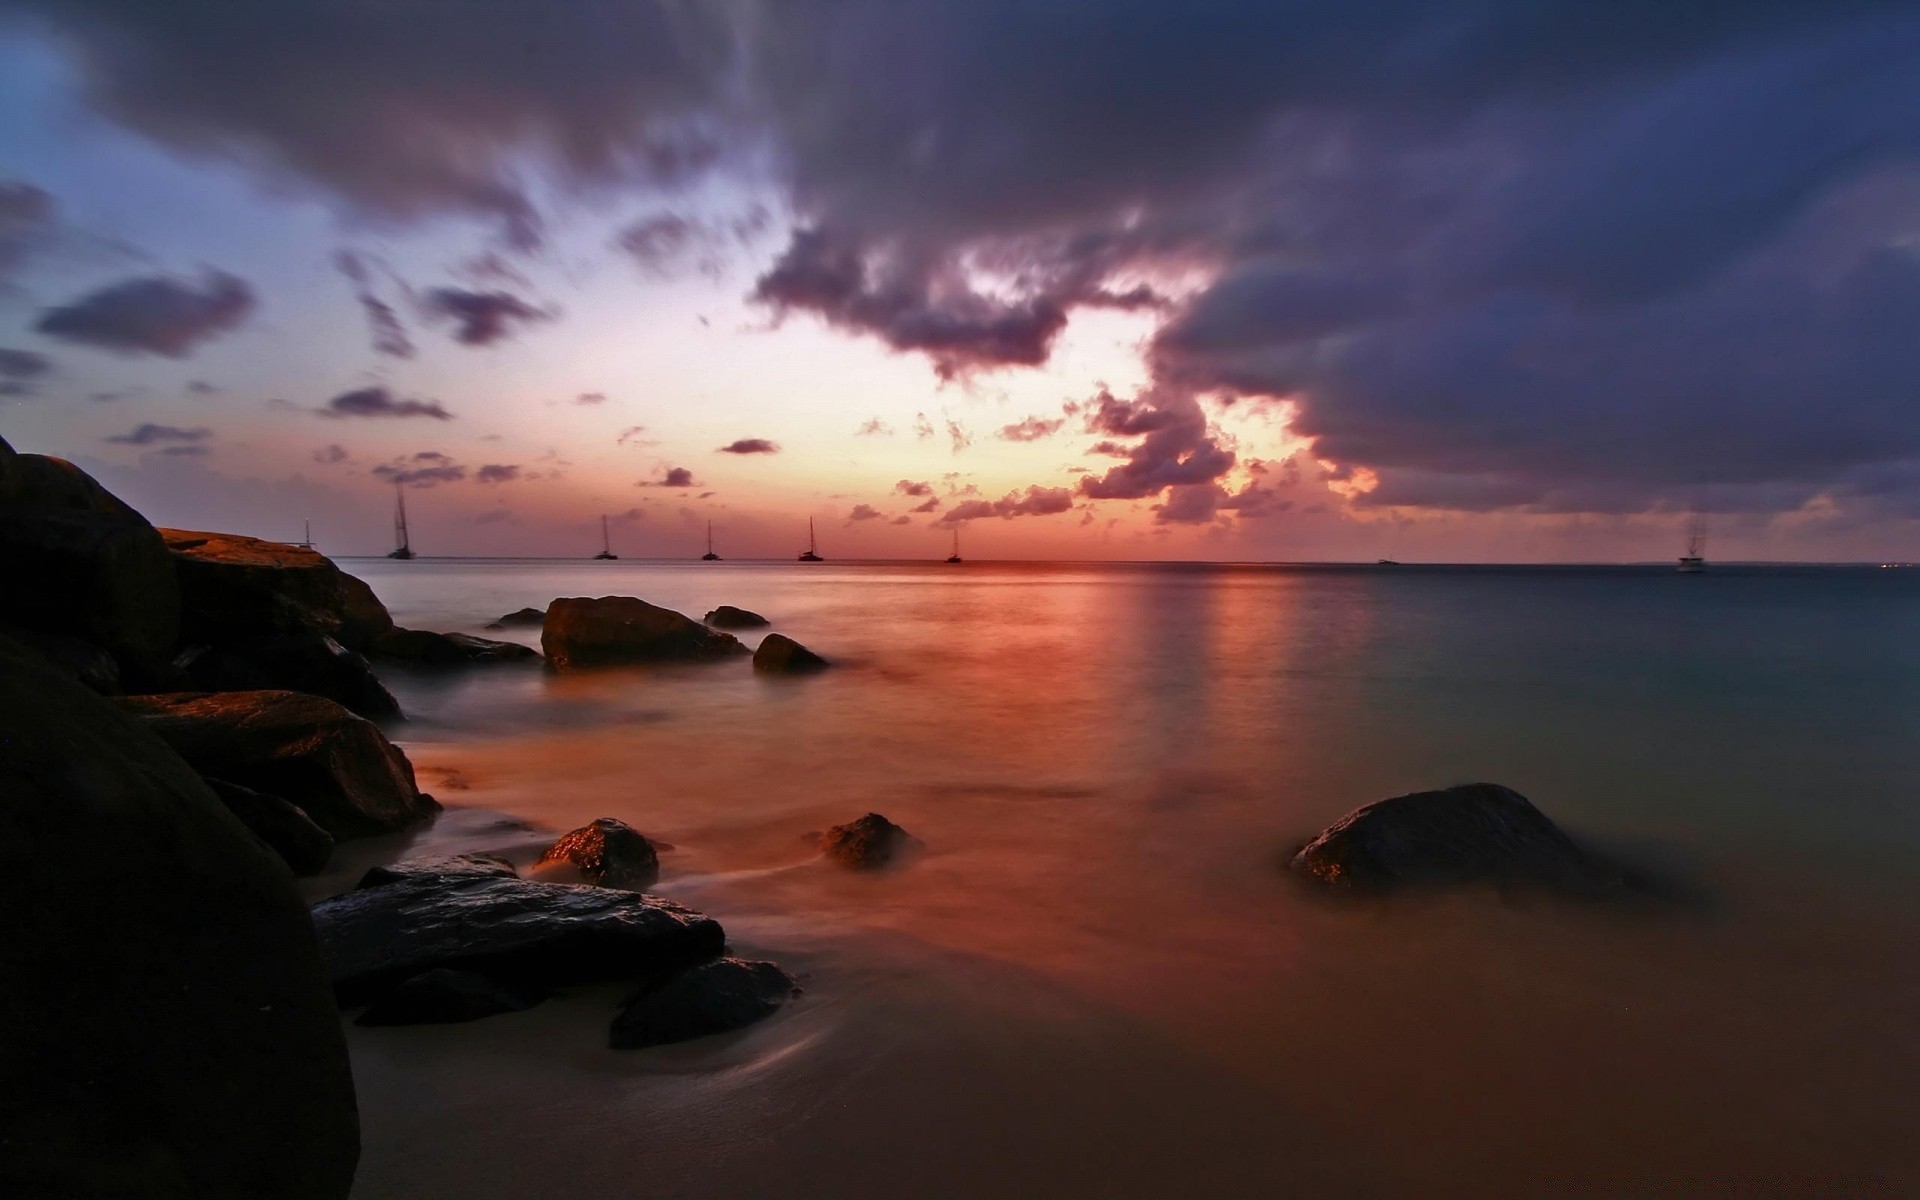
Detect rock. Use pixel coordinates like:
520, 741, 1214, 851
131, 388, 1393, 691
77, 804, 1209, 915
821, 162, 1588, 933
368, 627, 540, 665
0, 445, 181, 683
355, 969, 544, 1027
177, 632, 401, 719
609, 957, 799, 1050
753, 632, 830, 673
207, 778, 335, 877
484, 607, 546, 630
535, 818, 661, 890
541, 596, 747, 670
310, 870, 725, 1006
1286, 782, 1630, 897
358, 853, 519, 890
0, 623, 121, 693
0, 634, 358, 1198
115, 690, 438, 840
704, 605, 769, 629
820, 812, 919, 869
161, 528, 394, 652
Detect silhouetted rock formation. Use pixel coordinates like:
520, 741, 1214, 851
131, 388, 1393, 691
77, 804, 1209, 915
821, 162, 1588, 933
753, 632, 829, 673
704, 604, 769, 628
207, 778, 335, 877
820, 812, 919, 868
355, 968, 545, 1027
484, 607, 546, 630
0, 623, 121, 693
116, 690, 437, 840
313, 857, 723, 1006
0, 634, 358, 1199
541, 595, 746, 669
1287, 782, 1632, 897
610, 957, 798, 1049
178, 632, 399, 719
161, 528, 393, 652
536, 817, 661, 890
368, 627, 541, 665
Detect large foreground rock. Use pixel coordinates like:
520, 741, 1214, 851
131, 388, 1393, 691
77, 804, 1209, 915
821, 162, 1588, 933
542, 595, 746, 669
0, 438, 181, 683
536, 817, 661, 890
753, 632, 829, 674
116, 690, 437, 840
1287, 782, 1630, 897
207, 778, 336, 877
161, 529, 393, 652
313, 860, 725, 1006
368, 627, 540, 665
610, 957, 798, 1049
177, 632, 400, 719
0, 635, 357, 1199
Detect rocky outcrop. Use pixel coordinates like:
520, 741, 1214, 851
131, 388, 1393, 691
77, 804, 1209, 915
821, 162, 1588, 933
313, 858, 724, 1006
0, 438, 181, 684
704, 605, 769, 629
0, 623, 121, 693
609, 957, 798, 1050
819, 812, 919, 869
355, 969, 544, 1027
0, 634, 358, 1199
484, 607, 546, 630
367, 627, 540, 665
115, 690, 437, 840
1286, 783, 1631, 897
534, 817, 661, 890
177, 632, 400, 719
541, 596, 746, 670
160, 528, 394, 652
753, 632, 829, 674
207, 778, 335, 877
357, 853, 517, 890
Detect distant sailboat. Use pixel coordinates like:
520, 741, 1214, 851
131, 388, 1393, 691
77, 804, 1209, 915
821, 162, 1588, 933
1678, 515, 1707, 573
946, 527, 962, 564
594, 514, 618, 560
798, 517, 824, 562
387, 486, 415, 560
701, 520, 721, 561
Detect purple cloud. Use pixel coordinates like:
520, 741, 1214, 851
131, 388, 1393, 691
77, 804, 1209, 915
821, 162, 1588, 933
717, 438, 779, 454
36, 270, 253, 357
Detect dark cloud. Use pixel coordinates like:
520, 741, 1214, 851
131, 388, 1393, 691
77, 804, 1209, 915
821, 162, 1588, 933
335, 250, 414, 358
373, 461, 465, 487
105, 422, 211, 445
616, 425, 653, 446
997, 416, 1064, 442
420, 287, 551, 346
476, 463, 520, 483
0, 348, 51, 379
185, 379, 219, 394
638, 466, 698, 488
717, 438, 779, 454
313, 443, 349, 464
1077, 391, 1236, 503
322, 386, 453, 420
910, 496, 942, 513
846, 503, 884, 522
0, 180, 55, 281
575, 391, 607, 405
35, 269, 253, 357
938, 485, 1074, 524
894, 479, 932, 497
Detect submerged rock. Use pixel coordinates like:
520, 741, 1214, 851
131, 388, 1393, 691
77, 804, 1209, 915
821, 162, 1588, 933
610, 957, 799, 1049
536, 817, 661, 890
542, 595, 746, 670
207, 778, 335, 877
753, 632, 829, 674
1287, 782, 1630, 897
177, 631, 400, 719
355, 968, 545, 1027
484, 606, 547, 630
0, 634, 358, 1199
820, 812, 919, 869
311, 869, 725, 1006
358, 852, 518, 891
116, 690, 437, 840
161, 527, 393, 652
704, 605, 769, 629
368, 627, 540, 666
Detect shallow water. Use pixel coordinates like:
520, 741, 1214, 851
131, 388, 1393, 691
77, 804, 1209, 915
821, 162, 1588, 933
330, 559, 1920, 1198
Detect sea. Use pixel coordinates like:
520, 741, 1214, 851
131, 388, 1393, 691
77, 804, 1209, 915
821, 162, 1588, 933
322, 558, 1920, 1199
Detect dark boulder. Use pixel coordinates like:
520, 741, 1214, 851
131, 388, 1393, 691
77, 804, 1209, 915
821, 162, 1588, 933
207, 778, 335, 877
535, 817, 661, 890
358, 852, 518, 891
609, 957, 799, 1050
704, 605, 769, 629
178, 632, 400, 719
0, 443, 181, 684
368, 627, 540, 666
820, 812, 919, 869
753, 633, 829, 674
0, 623, 121, 693
1286, 782, 1631, 897
0, 634, 358, 1199
541, 595, 746, 670
115, 690, 437, 840
484, 607, 546, 630
311, 869, 725, 1006
161, 528, 394, 652
355, 969, 544, 1027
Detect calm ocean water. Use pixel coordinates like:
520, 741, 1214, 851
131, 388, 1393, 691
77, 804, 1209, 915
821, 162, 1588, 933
331, 559, 1920, 1198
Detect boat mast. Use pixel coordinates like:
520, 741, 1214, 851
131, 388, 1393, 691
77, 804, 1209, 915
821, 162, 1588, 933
394, 485, 410, 554
707, 520, 714, 555
602, 514, 611, 555
809, 516, 817, 555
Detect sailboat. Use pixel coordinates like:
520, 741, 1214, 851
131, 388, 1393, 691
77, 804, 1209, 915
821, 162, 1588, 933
797, 517, 824, 562
1678, 515, 1707, 573
594, 514, 618, 560
701, 520, 720, 561
387, 486, 415, 560
946, 527, 962, 564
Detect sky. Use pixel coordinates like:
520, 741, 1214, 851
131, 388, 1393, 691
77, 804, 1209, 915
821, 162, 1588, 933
1, 1, 1918, 562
